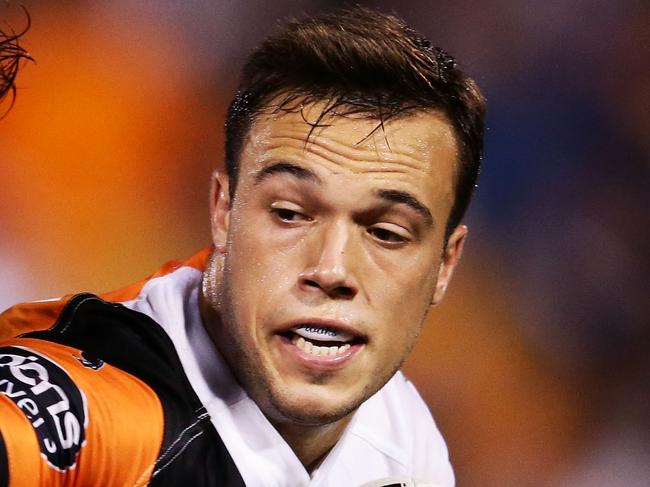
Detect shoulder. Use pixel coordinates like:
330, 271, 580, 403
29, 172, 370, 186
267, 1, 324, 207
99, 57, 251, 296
0, 249, 244, 486
1, 293, 242, 486
0, 248, 211, 341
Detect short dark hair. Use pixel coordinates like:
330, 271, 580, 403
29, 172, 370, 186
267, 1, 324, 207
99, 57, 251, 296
225, 6, 485, 238
0, 9, 32, 118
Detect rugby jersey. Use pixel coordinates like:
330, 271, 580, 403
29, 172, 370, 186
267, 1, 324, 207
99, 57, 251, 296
0, 248, 454, 486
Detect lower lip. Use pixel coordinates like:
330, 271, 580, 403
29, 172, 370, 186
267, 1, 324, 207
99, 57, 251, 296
278, 335, 363, 371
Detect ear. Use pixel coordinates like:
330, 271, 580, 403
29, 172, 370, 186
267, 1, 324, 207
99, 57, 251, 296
209, 170, 231, 252
432, 224, 467, 306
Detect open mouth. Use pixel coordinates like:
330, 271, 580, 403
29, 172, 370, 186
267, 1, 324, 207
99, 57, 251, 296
282, 324, 364, 358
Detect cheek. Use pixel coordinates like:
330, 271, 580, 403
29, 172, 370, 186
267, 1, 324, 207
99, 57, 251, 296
226, 220, 299, 314
377, 252, 439, 304
377, 263, 439, 341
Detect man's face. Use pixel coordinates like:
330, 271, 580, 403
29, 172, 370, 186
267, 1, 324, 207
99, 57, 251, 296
204, 103, 466, 427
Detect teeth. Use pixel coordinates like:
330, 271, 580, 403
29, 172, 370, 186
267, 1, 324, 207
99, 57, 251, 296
292, 335, 351, 357
293, 324, 355, 343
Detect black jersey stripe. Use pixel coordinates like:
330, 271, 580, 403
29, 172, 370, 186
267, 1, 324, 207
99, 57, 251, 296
24, 293, 245, 486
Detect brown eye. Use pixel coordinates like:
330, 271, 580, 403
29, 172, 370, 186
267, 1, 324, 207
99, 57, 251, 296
274, 209, 300, 222
367, 225, 410, 244
270, 206, 312, 224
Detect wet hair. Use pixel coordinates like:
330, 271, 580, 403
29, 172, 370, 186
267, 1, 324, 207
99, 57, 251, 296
225, 6, 486, 238
0, 9, 32, 118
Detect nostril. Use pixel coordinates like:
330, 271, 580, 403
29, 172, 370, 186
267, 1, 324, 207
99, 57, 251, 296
301, 278, 355, 299
304, 279, 320, 289
335, 286, 355, 299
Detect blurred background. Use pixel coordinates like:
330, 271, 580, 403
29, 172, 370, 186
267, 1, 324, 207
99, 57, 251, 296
1, 1, 648, 485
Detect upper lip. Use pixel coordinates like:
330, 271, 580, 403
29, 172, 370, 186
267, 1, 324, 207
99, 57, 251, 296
279, 317, 368, 342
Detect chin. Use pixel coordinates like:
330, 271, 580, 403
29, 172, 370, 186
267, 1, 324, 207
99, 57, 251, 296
265, 383, 362, 426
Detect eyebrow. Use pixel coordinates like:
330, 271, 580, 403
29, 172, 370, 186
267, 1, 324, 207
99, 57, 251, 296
375, 189, 434, 227
253, 162, 322, 185
253, 162, 433, 227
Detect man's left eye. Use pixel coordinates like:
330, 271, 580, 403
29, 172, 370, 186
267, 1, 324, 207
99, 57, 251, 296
367, 225, 410, 245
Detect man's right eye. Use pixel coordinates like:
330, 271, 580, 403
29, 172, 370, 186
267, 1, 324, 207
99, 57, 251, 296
270, 206, 312, 224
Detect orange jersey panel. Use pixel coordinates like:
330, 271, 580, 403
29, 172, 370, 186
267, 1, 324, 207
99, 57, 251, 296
0, 394, 42, 487
0, 338, 164, 486
0, 299, 71, 342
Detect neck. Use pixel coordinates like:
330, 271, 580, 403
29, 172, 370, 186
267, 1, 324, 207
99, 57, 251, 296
271, 415, 353, 472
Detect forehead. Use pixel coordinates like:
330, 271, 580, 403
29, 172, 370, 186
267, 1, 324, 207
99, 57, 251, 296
238, 102, 459, 208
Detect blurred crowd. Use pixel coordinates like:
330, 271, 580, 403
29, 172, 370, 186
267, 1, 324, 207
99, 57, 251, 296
1, 1, 648, 485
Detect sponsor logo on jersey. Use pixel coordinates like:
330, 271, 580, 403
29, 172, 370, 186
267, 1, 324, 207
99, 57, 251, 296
0, 345, 88, 471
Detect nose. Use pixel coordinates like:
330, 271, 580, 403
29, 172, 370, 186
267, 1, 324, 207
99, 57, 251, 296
299, 220, 359, 300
